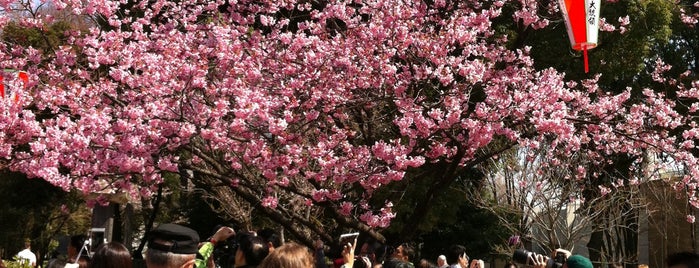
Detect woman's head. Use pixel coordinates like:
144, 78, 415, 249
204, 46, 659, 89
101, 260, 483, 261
504, 262, 518, 268
258, 242, 314, 268
89, 242, 132, 268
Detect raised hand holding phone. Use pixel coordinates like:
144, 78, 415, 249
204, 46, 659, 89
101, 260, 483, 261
339, 232, 359, 268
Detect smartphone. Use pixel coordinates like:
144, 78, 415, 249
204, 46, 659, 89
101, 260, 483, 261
339, 232, 359, 246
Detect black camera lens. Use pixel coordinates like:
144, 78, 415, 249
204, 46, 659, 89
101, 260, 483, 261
513, 249, 534, 265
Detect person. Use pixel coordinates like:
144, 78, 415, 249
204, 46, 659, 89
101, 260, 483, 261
354, 239, 382, 268
75, 256, 91, 268
200, 225, 236, 268
390, 243, 414, 267
258, 242, 316, 268
383, 259, 412, 268
503, 262, 517, 268
418, 259, 438, 268
343, 240, 386, 268
68, 235, 88, 263
48, 259, 68, 268
445, 245, 468, 268
437, 255, 448, 268
234, 231, 269, 268
47, 250, 61, 268
17, 239, 37, 267
340, 236, 359, 268
563, 255, 593, 268
312, 237, 330, 268
145, 223, 200, 268
667, 252, 699, 268
527, 254, 548, 268
257, 228, 282, 253
469, 259, 484, 268
89, 241, 132, 268
65, 235, 91, 268
374, 244, 391, 267
529, 254, 592, 268
145, 223, 234, 268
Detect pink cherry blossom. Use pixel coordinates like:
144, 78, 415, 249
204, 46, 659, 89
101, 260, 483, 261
0, 0, 698, 232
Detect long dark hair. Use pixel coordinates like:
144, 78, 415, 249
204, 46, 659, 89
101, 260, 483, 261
89, 242, 132, 268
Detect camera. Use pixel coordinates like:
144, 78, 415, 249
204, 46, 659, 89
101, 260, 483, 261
512, 249, 567, 268
212, 226, 240, 268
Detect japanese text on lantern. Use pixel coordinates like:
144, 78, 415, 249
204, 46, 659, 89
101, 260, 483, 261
587, 2, 596, 25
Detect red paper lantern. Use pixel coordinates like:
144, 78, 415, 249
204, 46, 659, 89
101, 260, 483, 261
559, 0, 601, 73
1, 70, 28, 103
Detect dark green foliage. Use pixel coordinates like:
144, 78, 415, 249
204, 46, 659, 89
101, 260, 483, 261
0, 171, 90, 261
416, 203, 515, 264
1, 20, 73, 53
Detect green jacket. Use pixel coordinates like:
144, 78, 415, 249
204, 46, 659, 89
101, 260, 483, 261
195, 241, 215, 268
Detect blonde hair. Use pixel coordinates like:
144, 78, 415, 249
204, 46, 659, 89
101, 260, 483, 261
258, 242, 314, 268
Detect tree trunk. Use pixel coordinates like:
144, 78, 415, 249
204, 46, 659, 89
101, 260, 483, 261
112, 204, 123, 243
621, 206, 638, 268
588, 228, 604, 268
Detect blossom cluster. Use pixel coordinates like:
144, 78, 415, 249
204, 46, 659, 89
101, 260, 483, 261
0, 0, 699, 228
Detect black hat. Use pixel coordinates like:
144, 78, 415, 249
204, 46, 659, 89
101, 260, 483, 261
147, 223, 200, 254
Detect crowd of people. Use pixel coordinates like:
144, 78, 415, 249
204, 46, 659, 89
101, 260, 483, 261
9, 223, 699, 268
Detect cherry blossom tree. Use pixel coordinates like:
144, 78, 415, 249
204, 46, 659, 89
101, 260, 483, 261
2, 0, 699, 246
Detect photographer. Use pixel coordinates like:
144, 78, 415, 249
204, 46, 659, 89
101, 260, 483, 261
526, 253, 548, 268
512, 248, 571, 268
551, 249, 572, 266
512, 248, 592, 268
233, 231, 269, 268
198, 226, 236, 268
340, 236, 358, 268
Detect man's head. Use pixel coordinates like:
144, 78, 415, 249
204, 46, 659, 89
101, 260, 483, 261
437, 255, 447, 266
359, 241, 377, 263
667, 252, 699, 268
354, 239, 385, 263
257, 228, 281, 252
564, 255, 593, 268
145, 223, 200, 268
446, 245, 468, 267
234, 231, 269, 267
391, 243, 414, 263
